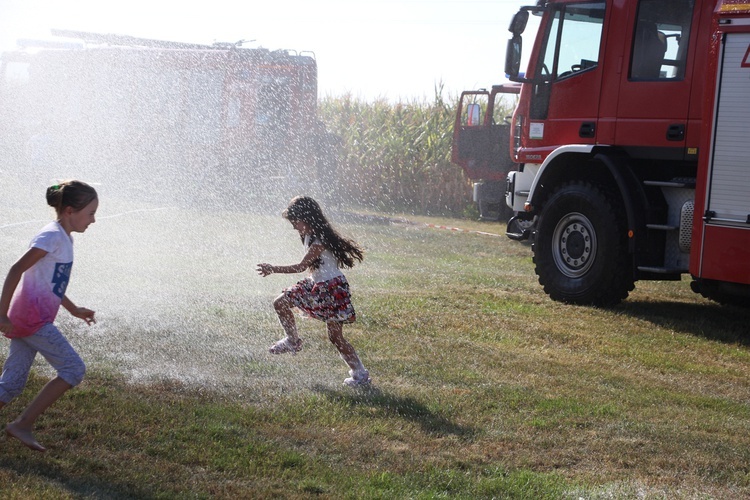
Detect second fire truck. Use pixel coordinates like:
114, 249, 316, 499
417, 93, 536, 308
0, 30, 334, 205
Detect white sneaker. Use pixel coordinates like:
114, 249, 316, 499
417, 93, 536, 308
343, 369, 371, 387
268, 337, 303, 354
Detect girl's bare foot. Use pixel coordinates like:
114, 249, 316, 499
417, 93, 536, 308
5, 422, 46, 452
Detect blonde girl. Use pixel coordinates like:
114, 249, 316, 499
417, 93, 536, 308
0, 180, 98, 452
257, 196, 370, 386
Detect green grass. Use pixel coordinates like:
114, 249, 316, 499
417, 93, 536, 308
2, 188, 750, 498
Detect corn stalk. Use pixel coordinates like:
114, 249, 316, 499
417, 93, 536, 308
319, 85, 472, 215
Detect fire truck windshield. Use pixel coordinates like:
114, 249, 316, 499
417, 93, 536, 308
539, 2, 605, 81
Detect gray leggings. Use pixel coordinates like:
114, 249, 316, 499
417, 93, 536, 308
0, 323, 86, 403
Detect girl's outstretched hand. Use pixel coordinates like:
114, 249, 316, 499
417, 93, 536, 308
71, 307, 96, 326
256, 263, 273, 277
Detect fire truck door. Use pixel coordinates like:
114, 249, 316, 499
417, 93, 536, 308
454, 91, 498, 180
527, 2, 605, 151
697, 32, 750, 285
613, 0, 698, 155
452, 87, 518, 182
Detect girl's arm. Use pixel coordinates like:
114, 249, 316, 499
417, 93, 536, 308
0, 247, 48, 335
257, 243, 324, 277
62, 296, 96, 325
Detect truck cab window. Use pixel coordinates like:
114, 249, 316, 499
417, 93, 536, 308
630, 0, 695, 80
538, 2, 605, 81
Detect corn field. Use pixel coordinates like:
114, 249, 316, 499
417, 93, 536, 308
318, 87, 472, 216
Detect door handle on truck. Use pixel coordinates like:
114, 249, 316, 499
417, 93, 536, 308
579, 122, 596, 138
667, 124, 685, 141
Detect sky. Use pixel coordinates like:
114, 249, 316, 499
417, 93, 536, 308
0, 0, 530, 102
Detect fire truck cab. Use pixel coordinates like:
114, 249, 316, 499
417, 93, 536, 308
454, 0, 750, 306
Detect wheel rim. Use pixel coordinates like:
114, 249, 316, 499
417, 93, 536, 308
551, 212, 597, 278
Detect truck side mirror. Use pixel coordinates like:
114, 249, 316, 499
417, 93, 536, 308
467, 103, 482, 126
509, 10, 529, 36
505, 35, 522, 79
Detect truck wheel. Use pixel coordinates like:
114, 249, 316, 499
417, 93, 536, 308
533, 181, 633, 306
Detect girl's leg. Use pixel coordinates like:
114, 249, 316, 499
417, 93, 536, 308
273, 294, 299, 342
269, 294, 303, 354
0, 338, 38, 408
5, 324, 85, 452
6, 377, 71, 452
326, 322, 368, 379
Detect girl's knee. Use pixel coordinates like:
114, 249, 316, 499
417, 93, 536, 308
273, 294, 290, 311
59, 358, 86, 387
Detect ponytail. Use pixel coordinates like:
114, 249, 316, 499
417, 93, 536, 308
46, 180, 98, 214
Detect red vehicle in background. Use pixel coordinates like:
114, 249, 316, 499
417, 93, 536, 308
0, 30, 335, 205
451, 84, 520, 222
453, 0, 750, 306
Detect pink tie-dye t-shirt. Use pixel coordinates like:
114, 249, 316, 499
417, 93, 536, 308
6, 221, 73, 338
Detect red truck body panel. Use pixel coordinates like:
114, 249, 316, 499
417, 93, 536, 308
690, 2, 750, 286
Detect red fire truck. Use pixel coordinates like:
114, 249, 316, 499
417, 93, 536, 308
0, 30, 333, 205
453, 0, 750, 306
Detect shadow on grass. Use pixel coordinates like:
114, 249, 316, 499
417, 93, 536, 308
0, 453, 150, 499
312, 384, 476, 438
618, 299, 750, 345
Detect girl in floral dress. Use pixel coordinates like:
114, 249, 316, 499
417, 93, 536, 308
256, 196, 369, 386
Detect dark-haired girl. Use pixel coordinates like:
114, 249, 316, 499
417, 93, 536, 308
257, 196, 370, 387
0, 180, 98, 451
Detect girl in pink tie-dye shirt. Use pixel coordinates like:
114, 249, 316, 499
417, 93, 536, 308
0, 180, 98, 452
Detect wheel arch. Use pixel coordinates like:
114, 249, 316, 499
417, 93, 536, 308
528, 146, 647, 255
